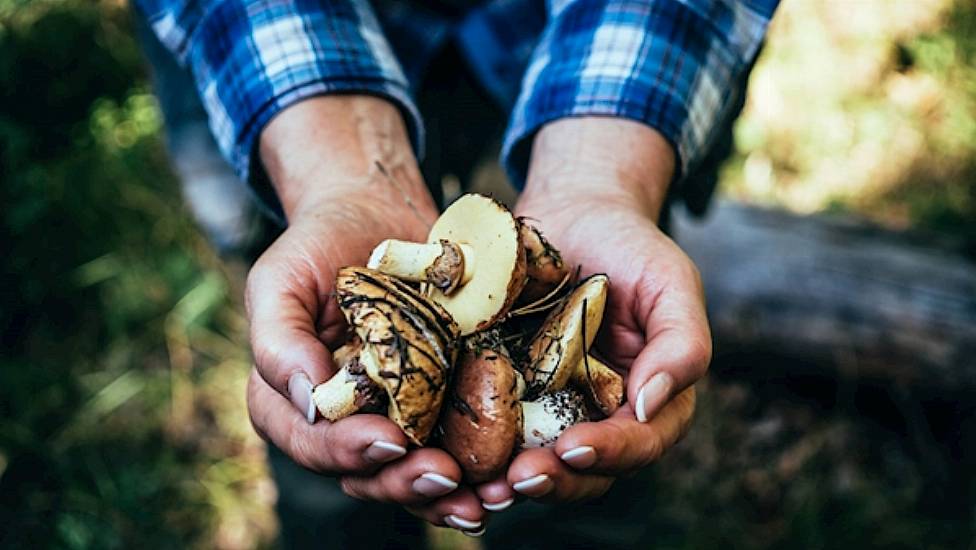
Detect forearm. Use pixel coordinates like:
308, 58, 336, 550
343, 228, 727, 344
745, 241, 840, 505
259, 96, 436, 222
521, 117, 675, 223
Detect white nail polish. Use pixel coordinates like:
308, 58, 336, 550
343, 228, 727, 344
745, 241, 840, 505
560, 446, 594, 462
635, 385, 648, 423
462, 527, 486, 537
512, 474, 550, 493
445, 515, 481, 530
364, 440, 407, 463
288, 372, 316, 424
482, 498, 514, 512
420, 472, 458, 490
636, 372, 673, 423
413, 472, 458, 497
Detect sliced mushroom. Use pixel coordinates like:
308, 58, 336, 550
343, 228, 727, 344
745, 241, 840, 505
313, 267, 460, 445
522, 274, 624, 416
517, 221, 569, 304
367, 194, 527, 335
440, 335, 522, 483
520, 389, 588, 449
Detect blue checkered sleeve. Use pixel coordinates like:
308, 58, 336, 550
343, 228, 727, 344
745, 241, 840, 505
135, 0, 422, 200
502, 0, 778, 188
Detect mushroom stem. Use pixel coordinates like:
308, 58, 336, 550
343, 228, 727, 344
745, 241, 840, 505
576, 354, 624, 416
367, 239, 475, 293
312, 366, 361, 421
520, 390, 588, 449
312, 339, 388, 422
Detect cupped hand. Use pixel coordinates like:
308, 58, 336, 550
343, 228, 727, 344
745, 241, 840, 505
243, 96, 487, 532
477, 117, 710, 507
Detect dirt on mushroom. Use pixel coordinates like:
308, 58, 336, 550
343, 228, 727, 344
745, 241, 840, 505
311, 194, 624, 467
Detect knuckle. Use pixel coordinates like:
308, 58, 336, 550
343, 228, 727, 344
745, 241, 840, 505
339, 478, 365, 501
290, 431, 318, 471
601, 422, 631, 465
245, 372, 269, 441
289, 420, 333, 474
644, 433, 665, 463
244, 264, 270, 316
331, 443, 366, 472
684, 337, 712, 379
676, 387, 698, 441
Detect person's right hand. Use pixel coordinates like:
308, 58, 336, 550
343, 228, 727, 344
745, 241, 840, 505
243, 96, 488, 535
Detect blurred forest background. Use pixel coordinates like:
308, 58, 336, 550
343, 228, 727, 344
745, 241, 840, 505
1, 0, 974, 548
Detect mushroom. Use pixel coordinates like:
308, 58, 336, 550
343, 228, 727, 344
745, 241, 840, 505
367, 194, 527, 335
520, 389, 588, 449
517, 221, 570, 304
311, 338, 387, 421
312, 267, 460, 446
440, 335, 522, 483
521, 274, 625, 416
440, 335, 589, 481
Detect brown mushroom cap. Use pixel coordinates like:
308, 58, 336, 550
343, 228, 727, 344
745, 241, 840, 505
523, 274, 609, 395
578, 354, 625, 416
335, 267, 460, 445
521, 274, 624, 415
518, 221, 569, 304
440, 337, 521, 483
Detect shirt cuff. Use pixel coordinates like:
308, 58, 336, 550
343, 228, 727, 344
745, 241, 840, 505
502, 0, 771, 190
183, 0, 423, 223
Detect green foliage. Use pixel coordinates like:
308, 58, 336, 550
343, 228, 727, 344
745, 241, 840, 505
0, 2, 274, 548
725, 0, 976, 252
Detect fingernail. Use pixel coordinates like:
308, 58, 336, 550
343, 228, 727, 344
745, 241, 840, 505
482, 498, 514, 512
364, 441, 406, 463
444, 515, 481, 530
462, 527, 486, 537
412, 472, 458, 497
288, 372, 316, 424
636, 372, 674, 423
560, 446, 597, 468
512, 474, 552, 496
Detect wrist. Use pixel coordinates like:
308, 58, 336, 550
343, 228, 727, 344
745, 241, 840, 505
521, 117, 675, 222
258, 95, 435, 222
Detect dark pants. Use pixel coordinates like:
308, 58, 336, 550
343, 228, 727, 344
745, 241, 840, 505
138, 19, 672, 549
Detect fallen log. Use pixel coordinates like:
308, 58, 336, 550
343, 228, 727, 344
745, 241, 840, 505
672, 201, 976, 390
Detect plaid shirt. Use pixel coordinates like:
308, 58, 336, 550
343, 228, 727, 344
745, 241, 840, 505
136, 0, 778, 215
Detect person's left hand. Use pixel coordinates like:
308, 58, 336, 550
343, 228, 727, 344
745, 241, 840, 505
475, 118, 710, 507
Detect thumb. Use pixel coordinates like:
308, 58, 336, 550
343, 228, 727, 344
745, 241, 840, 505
627, 281, 711, 423
245, 261, 337, 424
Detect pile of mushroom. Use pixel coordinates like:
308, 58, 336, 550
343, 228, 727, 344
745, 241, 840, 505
312, 194, 625, 481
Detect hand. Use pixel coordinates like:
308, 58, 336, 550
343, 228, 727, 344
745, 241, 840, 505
244, 96, 487, 532
477, 117, 710, 507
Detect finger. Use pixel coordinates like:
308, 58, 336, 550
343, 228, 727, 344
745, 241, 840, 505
555, 386, 697, 474
338, 448, 463, 506
506, 448, 615, 504
245, 258, 335, 423
247, 369, 408, 473
630, 257, 711, 422
474, 476, 517, 512
403, 488, 488, 537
